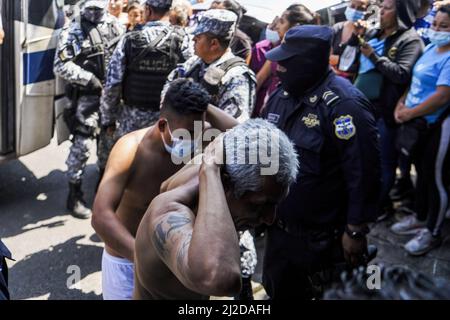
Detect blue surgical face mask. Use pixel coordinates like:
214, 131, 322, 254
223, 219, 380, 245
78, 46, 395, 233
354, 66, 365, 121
161, 124, 200, 159
427, 29, 450, 47
265, 27, 280, 44
345, 6, 365, 22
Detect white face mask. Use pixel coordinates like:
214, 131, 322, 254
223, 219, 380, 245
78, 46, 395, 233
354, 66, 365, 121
161, 123, 200, 159
427, 29, 450, 47
265, 27, 280, 44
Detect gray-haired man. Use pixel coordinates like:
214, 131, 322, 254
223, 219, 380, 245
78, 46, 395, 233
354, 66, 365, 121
133, 119, 299, 299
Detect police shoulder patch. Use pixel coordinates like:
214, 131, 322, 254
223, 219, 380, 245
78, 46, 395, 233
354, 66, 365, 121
333, 115, 356, 140
267, 113, 280, 124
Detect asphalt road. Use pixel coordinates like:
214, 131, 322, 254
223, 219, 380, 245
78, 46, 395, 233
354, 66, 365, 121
0, 137, 103, 300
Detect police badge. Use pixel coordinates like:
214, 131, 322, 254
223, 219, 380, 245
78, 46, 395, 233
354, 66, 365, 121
334, 115, 356, 140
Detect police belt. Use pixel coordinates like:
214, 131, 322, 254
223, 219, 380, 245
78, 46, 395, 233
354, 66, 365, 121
275, 218, 343, 238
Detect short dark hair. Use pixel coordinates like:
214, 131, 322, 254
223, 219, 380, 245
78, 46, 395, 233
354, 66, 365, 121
146, 4, 171, 16
285, 3, 319, 26
438, 4, 450, 16
162, 79, 211, 115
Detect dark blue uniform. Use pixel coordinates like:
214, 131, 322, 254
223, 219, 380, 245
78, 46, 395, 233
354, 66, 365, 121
0, 240, 12, 300
261, 71, 381, 299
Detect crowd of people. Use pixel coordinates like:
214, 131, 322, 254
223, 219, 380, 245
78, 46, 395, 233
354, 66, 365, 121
1, 0, 450, 301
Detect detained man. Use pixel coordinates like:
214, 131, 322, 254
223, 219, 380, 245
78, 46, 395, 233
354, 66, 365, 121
92, 78, 238, 300
133, 119, 299, 300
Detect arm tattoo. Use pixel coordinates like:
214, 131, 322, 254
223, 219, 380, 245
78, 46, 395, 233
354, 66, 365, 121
167, 215, 191, 237
153, 223, 167, 257
153, 214, 192, 258
176, 232, 192, 273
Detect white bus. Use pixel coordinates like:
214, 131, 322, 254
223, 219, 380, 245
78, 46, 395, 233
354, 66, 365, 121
0, 0, 66, 164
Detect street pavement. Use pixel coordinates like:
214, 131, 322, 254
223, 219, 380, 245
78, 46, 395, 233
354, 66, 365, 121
0, 137, 102, 300
1, 136, 449, 300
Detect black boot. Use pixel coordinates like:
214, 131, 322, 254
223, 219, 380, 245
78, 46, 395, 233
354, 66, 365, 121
67, 182, 92, 219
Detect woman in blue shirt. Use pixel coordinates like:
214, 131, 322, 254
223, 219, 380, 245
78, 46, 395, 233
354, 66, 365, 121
392, 4, 450, 256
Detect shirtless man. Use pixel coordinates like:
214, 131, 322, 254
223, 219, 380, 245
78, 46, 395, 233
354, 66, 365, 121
92, 78, 238, 300
134, 119, 299, 299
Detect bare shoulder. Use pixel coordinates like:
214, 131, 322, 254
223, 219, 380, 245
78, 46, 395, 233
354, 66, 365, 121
117, 128, 149, 148
107, 128, 151, 172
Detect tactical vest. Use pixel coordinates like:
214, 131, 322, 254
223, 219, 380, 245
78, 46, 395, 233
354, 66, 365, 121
123, 26, 185, 110
74, 17, 123, 83
185, 57, 249, 100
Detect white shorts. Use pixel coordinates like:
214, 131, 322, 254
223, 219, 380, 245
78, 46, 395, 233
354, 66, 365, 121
101, 250, 134, 300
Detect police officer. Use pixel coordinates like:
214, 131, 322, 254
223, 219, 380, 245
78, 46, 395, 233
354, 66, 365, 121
261, 26, 381, 299
0, 240, 12, 300
164, 9, 256, 123
100, 0, 194, 143
54, 0, 125, 219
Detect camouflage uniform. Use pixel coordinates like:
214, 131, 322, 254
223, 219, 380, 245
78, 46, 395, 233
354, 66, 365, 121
166, 9, 258, 295
163, 10, 256, 122
54, 8, 125, 182
100, 19, 194, 143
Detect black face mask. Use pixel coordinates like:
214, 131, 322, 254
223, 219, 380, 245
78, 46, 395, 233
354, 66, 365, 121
276, 55, 328, 98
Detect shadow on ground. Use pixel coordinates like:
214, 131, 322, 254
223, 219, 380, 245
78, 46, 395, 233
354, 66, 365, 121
8, 236, 102, 300
0, 161, 98, 239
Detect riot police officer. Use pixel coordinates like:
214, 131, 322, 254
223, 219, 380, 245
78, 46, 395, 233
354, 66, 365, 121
261, 26, 381, 299
0, 240, 12, 300
54, 0, 125, 219
100, 0, 194, 143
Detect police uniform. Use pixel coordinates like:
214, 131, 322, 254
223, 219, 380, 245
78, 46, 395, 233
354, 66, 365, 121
100, 0, 194, 142
261, 26, 381, 299
0, 240, 12, 300
54, 0, 125, 218
163, 9, 256, 123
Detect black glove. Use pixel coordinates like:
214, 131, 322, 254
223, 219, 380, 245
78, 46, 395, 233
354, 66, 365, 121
87, 76, 103, 91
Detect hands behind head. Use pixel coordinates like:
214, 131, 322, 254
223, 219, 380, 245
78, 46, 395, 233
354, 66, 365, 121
434, 1, 450, 11
202, 133, 225, 171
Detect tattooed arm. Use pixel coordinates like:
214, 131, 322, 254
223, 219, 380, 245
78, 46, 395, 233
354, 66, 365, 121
149, 141, 241, 297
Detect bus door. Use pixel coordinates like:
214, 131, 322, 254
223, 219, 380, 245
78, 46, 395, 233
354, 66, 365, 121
13, 0, 64, 157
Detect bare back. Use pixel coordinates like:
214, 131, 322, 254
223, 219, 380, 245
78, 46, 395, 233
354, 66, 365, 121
100, 127, 183, 259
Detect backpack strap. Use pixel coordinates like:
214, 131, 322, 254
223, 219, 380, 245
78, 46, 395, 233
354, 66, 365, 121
80, 18, 106, 79
218, 57, 247, 73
